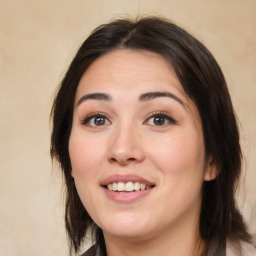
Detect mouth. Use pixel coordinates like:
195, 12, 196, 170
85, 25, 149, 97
104, 181, 154, 192
101, 175, 156, 193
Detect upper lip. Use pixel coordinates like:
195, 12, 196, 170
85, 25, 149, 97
101, 174, 155, 187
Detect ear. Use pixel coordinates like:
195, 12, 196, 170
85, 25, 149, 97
204, 157, 219, 181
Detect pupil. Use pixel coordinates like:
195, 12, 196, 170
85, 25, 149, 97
154, 116, 164, 125
95, 117, 105, 125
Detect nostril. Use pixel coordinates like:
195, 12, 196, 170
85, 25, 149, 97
127, 157, 136, 162
110, 158, 117, 163
109, 157, 136, 165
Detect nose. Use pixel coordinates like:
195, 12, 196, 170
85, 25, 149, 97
107, 124, 145, 166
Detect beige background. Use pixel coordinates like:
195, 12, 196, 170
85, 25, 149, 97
0, 0, 255, 255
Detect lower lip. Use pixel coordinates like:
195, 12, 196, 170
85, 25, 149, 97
103, 187, 153, 203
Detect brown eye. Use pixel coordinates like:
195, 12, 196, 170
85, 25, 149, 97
153, 116, 165, 125
145, 113, 176, 126
94, 117, 105, 126
82, 114, 111, 127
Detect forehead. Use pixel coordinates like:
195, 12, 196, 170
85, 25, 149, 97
75, 49, 187, 100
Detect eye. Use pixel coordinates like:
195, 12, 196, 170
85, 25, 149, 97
82, 113, 111, 127
145, 112, 176, 126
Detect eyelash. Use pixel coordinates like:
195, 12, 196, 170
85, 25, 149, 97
144, 111, 176, 126
81, 111, 176, 127
81, 112, 111, 127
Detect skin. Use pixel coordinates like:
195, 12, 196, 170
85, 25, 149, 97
69, 49, 217, 256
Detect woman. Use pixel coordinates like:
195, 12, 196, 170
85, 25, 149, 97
50, 17, 255, 256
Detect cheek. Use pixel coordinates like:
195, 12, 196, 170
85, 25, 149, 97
149, 132, 205, 212
146, 129, 205, 176
68, 131, 107, 177
68, 131, 106, 214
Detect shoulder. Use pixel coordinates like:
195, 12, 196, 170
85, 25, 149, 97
226, 240, 256, 256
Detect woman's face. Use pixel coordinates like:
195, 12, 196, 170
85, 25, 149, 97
69, 49, 215, 241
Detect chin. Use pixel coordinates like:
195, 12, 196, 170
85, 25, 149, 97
100, 214, 152, 239
103, 226, 152, 241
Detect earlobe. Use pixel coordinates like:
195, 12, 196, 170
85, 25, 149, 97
204, 158, 219, 181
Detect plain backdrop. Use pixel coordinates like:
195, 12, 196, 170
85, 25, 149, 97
0, 1, 255, 255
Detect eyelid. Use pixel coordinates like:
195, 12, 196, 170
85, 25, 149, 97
80, 112, 111, 125
144, 110, 177, 125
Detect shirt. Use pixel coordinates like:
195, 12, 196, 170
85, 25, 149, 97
80, 240, 256, 256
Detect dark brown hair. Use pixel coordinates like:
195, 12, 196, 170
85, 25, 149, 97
50, 17, 251, 255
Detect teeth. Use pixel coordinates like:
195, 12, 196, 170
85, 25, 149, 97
113, 182, 118, 191
117, 182, 125, 191
106, 181, 152, 192
125, 181, 134, 192
107, 184, 113, 190
140, 183, 146, 190
134, 182, 141, 191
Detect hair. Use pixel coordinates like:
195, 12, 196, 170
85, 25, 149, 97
50, 16, 251, 255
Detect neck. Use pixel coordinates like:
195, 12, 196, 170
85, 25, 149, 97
103, 212, 205, 256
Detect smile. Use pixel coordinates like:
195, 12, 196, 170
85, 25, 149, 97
101, 175, 155, 203
106, 181, 153, 192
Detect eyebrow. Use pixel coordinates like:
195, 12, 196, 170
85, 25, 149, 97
77, 93, 112, 106
77, 91, 184, 107
139, 91, 184, 106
